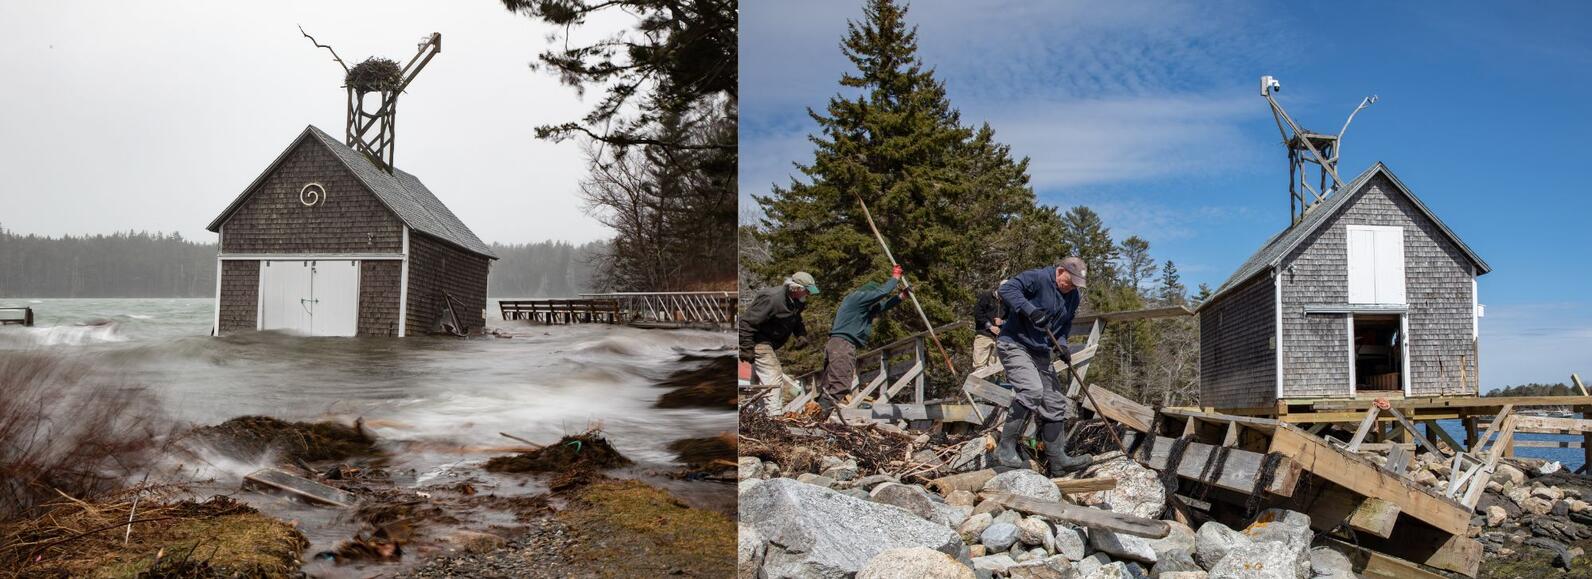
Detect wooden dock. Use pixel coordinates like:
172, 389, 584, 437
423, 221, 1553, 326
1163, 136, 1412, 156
498, 291, 736, 329
498, 298, 622, 325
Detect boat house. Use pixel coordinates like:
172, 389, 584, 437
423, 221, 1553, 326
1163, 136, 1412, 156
1197, 162, 1490, 409
206, 125, 495, 337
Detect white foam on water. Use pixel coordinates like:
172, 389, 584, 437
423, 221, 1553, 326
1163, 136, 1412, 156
27, 323, 127, 346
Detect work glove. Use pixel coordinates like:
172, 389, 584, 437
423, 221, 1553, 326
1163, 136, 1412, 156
1057, 346, 1072, 365
1026, 307, 1048, 328
891, 264, 903, 279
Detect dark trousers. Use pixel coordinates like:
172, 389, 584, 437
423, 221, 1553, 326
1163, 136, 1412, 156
820, 336, 857, 398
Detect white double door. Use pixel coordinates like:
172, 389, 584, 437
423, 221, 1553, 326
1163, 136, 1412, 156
259, 260, 360, 337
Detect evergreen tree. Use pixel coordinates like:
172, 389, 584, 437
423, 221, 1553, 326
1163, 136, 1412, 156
1158, 260, 1185, 305
1119, 236, 1153, 293
755, 0, 1046, 375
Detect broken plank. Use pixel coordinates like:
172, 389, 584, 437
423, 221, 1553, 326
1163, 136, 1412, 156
963, 375, 1014, 407
1316, 536, 1448, 579
1080, 384, 1153, 433
1388, 407, 1446, 456
1347, 407, 1380, 452
1137, 434, 1299, 497
1509, 415, 1592, 434
981, 492, 1169, 539
1383, 444, 1411, 475
1053, 477, 1116, 494
1350, 498, 1401, 538
243, 468, 356, 508
1268, 424, 1470, 536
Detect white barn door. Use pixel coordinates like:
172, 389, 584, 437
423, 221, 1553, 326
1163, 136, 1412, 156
310, 261, 360, 337
1345, 225, 1405, 305
258, 260, 360, 336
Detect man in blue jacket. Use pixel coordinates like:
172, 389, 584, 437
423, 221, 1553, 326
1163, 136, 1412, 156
995, 256, 1091, 474
818, 264, 908, 415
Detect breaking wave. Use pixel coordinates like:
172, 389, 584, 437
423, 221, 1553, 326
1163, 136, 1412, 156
1, 323, 127, 347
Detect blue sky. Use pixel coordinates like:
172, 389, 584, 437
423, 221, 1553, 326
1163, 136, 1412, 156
740, 1, 1592, 390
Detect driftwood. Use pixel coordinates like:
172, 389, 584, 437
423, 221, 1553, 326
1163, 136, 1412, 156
242, 468, 356, 508
925, 469, 995, 495
1053, 477, 1116, 494
981, 492, 1170, 539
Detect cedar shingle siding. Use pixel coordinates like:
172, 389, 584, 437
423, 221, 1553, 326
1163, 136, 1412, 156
1199, 165, 1484, 409
1198, 274, 1276, 409
218, 260, 259, 333
359, 260, 403, 336
220, 140, 403, 255
406, 233, 490, 334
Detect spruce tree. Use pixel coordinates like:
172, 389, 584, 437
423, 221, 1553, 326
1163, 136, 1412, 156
754, 0, 1042, 375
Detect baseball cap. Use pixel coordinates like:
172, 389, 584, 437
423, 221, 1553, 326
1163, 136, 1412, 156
790, 272, 820, 294
1059, 257, 1088, 289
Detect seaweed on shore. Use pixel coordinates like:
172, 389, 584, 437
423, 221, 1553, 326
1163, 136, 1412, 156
483, 429, 631, 474
654, 355, 735, 410
187, 416, 382, 463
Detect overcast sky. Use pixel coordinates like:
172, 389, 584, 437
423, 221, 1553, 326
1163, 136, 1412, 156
742, 0, 1592, 389
0, 1, 626, 245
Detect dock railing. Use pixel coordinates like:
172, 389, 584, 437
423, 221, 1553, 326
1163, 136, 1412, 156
581, 291, 737, 328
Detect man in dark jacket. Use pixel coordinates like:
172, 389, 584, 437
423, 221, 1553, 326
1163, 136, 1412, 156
739, 272, 820, 401
994, 256, 1090, 475
972, 285, 1005, 372
818, 264, 908, 412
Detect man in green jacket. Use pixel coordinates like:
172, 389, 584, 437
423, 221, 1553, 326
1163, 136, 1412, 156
818, 264, 908, 414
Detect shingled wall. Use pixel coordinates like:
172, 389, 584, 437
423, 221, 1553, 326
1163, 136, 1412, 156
1199, 272, 1277, 409
219, 139, 403, 255
218, 260, 259, 334
405, 233, 490, 334
1278, 174, 1479, 398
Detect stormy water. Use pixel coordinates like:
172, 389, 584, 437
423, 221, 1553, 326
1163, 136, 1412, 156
0, 297, 734, 570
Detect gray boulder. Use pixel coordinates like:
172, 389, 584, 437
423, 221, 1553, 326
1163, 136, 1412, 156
1308, 547, 1354, 579
958, 512, 994, 543
1151, 548, 1202, 576
936, 504, 974, 528
797, 472, 838, 488
982, 522, 1022, 551
1053, 524, 1088, 560
739, 478, 967, 578
853, 474, 901, 490
1208, 541, 1309, 579
1089, 520, 1194, 564
947, 489, 979, 507
857, 547, 977, 579
1084, 561, 1134, 578
872, 483, 945, 524
1159, 573, 1208, 579
1008, 555, 1079, 579
843, 488, 873, 501
1195, 522, 1251, 570
1017, 516, 1054, 547
739, 478, 765, 498
1075, 553, 1110, 577
739, 456, 766, 480
972, 553, 1019, 575
1241, 509, 1312, 577
1075, 455, 1165, 519
995, 509, 1024, 526
983, 469, 1063, 502
739, 524, 766, 579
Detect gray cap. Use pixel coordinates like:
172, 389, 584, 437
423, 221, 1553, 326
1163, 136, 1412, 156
1059, 257, 1088, 288
789, 272, 820, 294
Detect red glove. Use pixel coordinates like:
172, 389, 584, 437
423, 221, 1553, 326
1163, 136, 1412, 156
891, 264, 903, 279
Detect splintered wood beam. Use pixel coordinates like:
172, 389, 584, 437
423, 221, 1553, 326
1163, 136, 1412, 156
1469, 404, 1512, 453
963, 375, 1014, 408
1080, 384, 1154, 433
1135, 433, 1300, 497
1053, 477, 1116, 494
1268, 424, 1470, 536
981, 492, 1169, 539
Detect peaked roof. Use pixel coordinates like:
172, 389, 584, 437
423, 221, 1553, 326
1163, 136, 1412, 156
207, 125, 496, 259
1199, 162, 1488, 310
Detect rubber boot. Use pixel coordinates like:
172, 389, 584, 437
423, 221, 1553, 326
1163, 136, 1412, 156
1041, 420, 1090, 475
995, 404, 1031, 469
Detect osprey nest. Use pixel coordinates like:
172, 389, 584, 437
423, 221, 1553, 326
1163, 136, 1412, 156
345, 57, 403, 93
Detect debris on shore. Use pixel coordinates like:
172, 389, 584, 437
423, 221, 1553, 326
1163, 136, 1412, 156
0, 491, 308, 577
483, 428, 633, 474
187, 415, 382, 462
655, 354, 737, 409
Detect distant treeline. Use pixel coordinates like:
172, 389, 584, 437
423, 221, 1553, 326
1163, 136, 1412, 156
0, 229, 216, 297
1485, 383, 1579, 397
0, 227, 610, 299
486, 240, 609, 298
